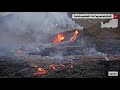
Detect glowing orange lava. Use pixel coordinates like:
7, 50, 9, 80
69, 30, 79, 42
34, 68, 47, 75
52, 32, 65, 43
49, 64, 57, 70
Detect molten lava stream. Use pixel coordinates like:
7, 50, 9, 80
60, 64, 65, 68
69, 30, 79, 42
34, 68, 47, 75
49, 64, 57, 70
52, 32, 65, 43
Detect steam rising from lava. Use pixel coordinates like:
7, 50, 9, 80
0, 12, 82, 54
0, 12, 109, 61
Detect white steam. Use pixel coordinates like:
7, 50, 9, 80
0, 12, 82, 53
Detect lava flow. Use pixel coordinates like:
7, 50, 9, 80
60, 64, 65, 68
69, 30, 79, 41
52, 32, 65, 43
33, 63, 74, 76
34, 68, 47, 75
49, 64, 57, 70
52, 29, 79, 43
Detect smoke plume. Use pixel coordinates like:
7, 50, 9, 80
0, 12, 82, 54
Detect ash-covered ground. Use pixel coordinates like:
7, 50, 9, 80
0, 12, 120, 78
0, 55, 120, 78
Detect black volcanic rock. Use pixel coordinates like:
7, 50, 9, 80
0, 56, 31, 78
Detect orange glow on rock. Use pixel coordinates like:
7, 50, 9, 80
69, 30, 79, 41
49, 64, 57, 70
34, 68, 47, 75
60, 64, 65, 67
52, 32, 65, 43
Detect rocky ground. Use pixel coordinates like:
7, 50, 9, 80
0, 55, 120, 78
0, 12, 120, 78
